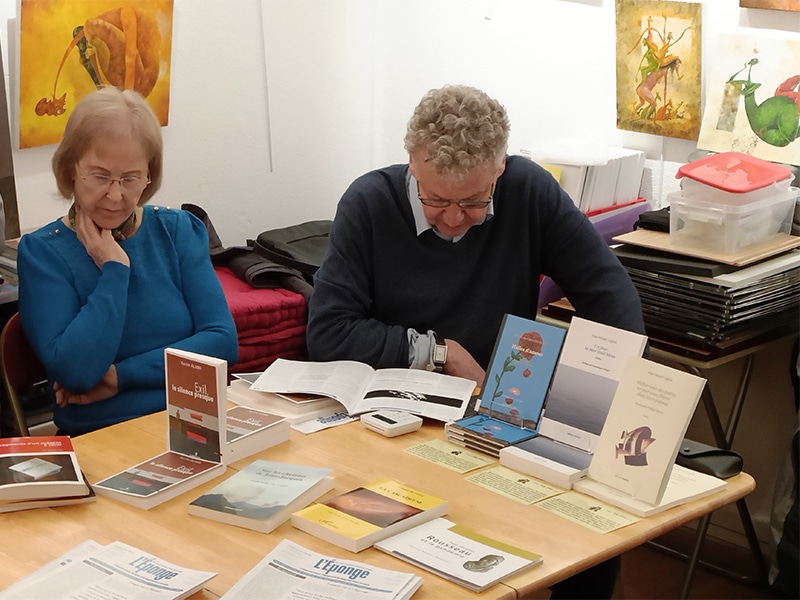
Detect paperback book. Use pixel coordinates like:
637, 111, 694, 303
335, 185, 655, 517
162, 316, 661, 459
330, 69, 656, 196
188, 460, 333, 533
0, 436, 89, 503
585, 357, 706, 506
251, 358, 476, 422
291, 478, 449, 552
94, 348, 228, 509
224, 405, 290, 463
500, 317, 647, 488
375, 517, 543, 592
227, 377, 341, 423
574, 463, 725, 517
446, 314, 567, 457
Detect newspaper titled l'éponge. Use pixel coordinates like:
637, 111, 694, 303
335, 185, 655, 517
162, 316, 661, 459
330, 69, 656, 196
220, 539, 422, 600
0, 540, 215, 600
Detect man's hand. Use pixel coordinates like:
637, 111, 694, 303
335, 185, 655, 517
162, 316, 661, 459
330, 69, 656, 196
54, 365, 119, 407
442, 339, 485, 385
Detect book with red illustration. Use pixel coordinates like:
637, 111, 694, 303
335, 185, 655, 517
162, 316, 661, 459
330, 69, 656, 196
94, 348, 228, 509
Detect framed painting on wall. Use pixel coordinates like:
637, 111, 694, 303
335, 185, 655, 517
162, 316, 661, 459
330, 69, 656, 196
615, 0, 703, 141
18, 0, 174, 149
697, 31, 800, 165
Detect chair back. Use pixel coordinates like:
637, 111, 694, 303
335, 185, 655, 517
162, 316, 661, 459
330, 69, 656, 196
0, 313, 46, 436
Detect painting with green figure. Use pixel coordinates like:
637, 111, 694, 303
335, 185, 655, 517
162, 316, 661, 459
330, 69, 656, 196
698, 31, 800, 165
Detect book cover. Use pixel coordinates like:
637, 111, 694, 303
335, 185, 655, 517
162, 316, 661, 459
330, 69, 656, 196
586, 357, 706, 505
188, 460, 333, 533
574, 464, 725, 517
291, 479, 449, 552
251, 359, 476, 422
375, 517, 542, 592
499, 317, 647, 488
94, 451, 225, 510
0, 436, 88, 502
447, 314, 566, 456
224, 406, 290, 463
94, 349, 228, 509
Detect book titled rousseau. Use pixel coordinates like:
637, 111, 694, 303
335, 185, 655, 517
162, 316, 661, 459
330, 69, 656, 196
291, 479, 448, 552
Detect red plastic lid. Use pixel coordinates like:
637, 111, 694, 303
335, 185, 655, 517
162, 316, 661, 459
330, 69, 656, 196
676, 152, 791, 193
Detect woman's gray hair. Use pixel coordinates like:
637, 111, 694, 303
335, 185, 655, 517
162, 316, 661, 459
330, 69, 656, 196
51, 86, 163, 205
404, 85, 510, 177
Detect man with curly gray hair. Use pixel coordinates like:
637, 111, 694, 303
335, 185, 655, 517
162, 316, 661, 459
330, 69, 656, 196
308, 82, 642, 599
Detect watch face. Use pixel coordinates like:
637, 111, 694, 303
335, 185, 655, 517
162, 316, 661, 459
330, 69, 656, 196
433, 344, 447, 364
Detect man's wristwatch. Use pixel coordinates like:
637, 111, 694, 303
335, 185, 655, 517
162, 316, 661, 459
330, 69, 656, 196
431, 332, 448, 373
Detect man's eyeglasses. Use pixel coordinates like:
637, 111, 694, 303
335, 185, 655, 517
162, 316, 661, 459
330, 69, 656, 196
76, 163, 150, 193
418, 184, 494, 210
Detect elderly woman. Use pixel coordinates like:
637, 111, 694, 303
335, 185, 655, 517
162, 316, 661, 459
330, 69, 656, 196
18, 87, 238, 436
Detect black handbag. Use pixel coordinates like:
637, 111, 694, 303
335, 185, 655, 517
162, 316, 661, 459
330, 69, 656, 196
252, 220, 332, 280
676, 438, 743, 479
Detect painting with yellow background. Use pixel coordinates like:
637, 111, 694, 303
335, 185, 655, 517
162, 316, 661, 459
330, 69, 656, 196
19, 0, 173, 149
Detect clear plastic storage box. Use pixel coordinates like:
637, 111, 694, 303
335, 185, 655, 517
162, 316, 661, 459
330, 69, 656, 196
669, 152, 798, 254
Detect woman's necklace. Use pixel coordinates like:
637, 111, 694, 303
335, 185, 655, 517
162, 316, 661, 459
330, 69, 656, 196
67, 204, 138, 241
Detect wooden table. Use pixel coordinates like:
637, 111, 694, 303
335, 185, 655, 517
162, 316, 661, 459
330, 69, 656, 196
0, 412, 754, 599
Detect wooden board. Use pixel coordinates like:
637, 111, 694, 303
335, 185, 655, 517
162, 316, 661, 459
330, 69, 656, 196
612, 230, 800, 266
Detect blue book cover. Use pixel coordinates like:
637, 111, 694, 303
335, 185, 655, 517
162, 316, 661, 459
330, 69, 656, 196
477, 314, 567, 430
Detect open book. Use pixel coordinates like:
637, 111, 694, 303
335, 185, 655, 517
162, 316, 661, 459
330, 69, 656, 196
500, 317, 647, 487
250, 359, 476, 422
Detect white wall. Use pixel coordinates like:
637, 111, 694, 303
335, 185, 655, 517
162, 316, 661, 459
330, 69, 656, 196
1, 0, 796, 245
0, 0, 797, 551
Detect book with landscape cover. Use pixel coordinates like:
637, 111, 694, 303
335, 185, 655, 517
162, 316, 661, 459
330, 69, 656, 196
375, 517, 543, 592
0, 436, 89, 503
251, 359, 476, 422
94, 348, 228, 510
446, 314, 567, 457
227, 377, 341, 423
291, 478, 449, 552
188, 460, 333, 533
573, 463, 725, 517
224, 405, 290, 463
584, 357, 706, 506
500, 317, 647, 488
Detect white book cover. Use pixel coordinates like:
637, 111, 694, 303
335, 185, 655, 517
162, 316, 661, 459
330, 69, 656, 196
586, 358, 706, 505
538, 317, 648, 454
375, 517, 542, 592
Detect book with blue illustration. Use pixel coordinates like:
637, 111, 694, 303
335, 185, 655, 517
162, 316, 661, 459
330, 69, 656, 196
445, 314, 567, 456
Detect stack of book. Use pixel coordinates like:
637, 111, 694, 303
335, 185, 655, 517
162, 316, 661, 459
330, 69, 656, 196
0, 436, 95, 512
540, 146, 646, 214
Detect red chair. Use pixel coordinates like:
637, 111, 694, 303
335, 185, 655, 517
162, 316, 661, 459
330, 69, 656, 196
0, 313, 47, 436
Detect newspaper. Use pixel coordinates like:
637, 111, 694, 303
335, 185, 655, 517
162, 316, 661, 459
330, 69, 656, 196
0, 540, 215, 600
220, 539, 422, 599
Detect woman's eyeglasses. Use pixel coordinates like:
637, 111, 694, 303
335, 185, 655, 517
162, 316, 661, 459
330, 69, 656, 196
76, 163, 150, 193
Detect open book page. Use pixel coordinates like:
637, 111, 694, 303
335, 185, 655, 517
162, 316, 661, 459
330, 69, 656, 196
250, 359, 375, 406
359, 369, 476, 421
251, 359, 476, 421
220, 539, 421, 600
